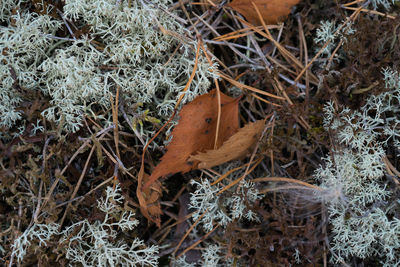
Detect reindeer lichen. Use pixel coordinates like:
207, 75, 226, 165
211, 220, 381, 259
0, 0, 216, 138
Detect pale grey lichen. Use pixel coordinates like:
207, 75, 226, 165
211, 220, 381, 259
0, 11, 61, 128
199, 244, 223, 266
313, 20, 355, 68
189, 163, 263, 232
170, 255, 197, 267
0, 0, 216, 138
0, 0, 26, 21
190, 178, 232, 231
11, 223, 60, 263
316, 68, 400, 265
11, 184, 159, 266
368, 0, 399, 10
314, 21, 337, 58
170, 244, 235, 267
61, 184, 159, 267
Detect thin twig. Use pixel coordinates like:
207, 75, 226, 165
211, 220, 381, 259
58, 142, 96, 228
56, 9, 76, 40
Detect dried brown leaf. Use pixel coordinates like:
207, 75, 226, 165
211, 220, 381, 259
146, 89, 240, 186
137, 172, 163, 227
228, 0, 300, 25
189, 120, 265, 169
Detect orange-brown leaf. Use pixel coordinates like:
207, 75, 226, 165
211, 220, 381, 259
189, 120, 265, 169
146, 89, 240, 187
137, 172, 163, 227
228, 0, 300, 25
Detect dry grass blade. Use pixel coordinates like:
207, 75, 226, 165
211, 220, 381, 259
341, 0, 364, 6
251, 176, 322, 192
58, 144, 96, 228
238, 8, 306, 72
293, 6, 364, 83
297, 16, 310, 104
383, 156, 400, 185
173, 207, 209, 255
177, 224, 219, 258
210, 160, 254, 186
250, 92, 282, 107
110, 86, 120, 160
213, 25, 278, 41
342, 6, 396, 19
218, 72, 285, 100
216, 157, 262, 196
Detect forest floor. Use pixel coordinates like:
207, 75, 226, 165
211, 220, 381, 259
1, 0, 400, 266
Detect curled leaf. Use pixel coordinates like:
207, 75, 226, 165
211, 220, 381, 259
189, 120, 265, 169
145, 89, 240, 188
137, 171, 163, 227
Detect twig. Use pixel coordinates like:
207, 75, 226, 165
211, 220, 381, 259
38, 126, 114, 218
56, 9, 76, 41
58, 141, 96, 228
177, 224, 219, 258
342, 6, 396, 19
278, 73, 306, 90
271, 23, 284, 58
203, 39, 258, 53
44, 34, 76, 41
247, 27, 272, 67
297, 15, 310, 107
193, 12, 258, 64
293, 6, 364, 84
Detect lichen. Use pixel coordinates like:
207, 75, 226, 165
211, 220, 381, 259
316, 68, 400, 265
11, 184, 159, 266
0, 0, 216, 139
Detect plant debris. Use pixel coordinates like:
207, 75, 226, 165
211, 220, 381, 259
1, 0, 400, 266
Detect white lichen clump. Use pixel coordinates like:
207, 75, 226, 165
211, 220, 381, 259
11, 184, 159, 266
170, 244, 235, 267
190, 163, 262, 232
0, 12, 62, 128
0, 0, 215, 134
369, 0, 399, 10
11, 223, 60, 263
316, 68, 400, 266
314, 20, 355, 67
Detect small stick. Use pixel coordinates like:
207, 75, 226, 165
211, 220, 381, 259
58, 142, 96, 228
